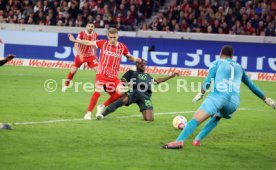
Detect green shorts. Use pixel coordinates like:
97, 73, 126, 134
125, 90, 153, 112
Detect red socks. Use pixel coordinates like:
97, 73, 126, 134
87, 92, 101, 112
104, 92, 121, 107
65, 72, 74, 86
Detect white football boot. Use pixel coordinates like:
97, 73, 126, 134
96, 104, 104, 120
61, 86, 69, 92
83, 112, 92, 120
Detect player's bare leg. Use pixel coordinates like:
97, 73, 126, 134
84, 84, 104, 120
62, 66, 78, 92
142, 109, 154, 121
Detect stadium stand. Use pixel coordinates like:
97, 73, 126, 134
0, 0, 274, 36
0, 0, 165, 31
146, 0, 276, 36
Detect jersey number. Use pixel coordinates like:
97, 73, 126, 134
230, 64, 234, 80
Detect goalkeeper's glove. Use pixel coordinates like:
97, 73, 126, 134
264, 98, 276, 109
192, 92, 204, 103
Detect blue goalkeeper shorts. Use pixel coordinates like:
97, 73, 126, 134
199, 94, 238, 119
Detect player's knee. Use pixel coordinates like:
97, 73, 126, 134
122, 96, 129, 105
144, 114, 154, 121
93, 91, 101, 97
149, 117, 154, 121
71, 67, 78, 73
144, 117, 154, 121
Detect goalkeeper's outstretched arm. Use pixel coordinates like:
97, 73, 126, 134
242, 70, 275, 109
242, 69, 265, 100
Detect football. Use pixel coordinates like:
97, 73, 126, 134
172, 115, 188, 130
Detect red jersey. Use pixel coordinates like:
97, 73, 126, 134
96, 40, 129, 78
77, 30, 98, 58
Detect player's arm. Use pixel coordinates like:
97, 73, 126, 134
93, 45, 98, 60
0, 59, 8, 66
74, 42, 83, 61
68, 33, 96, 46
242, 70, 276, 109
125, 52, 141, 63
192, 61, 217, 102
154, 73, 179, 84
0, 54, 15, 66
242, 69, 265, 100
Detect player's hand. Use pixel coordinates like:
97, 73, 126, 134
135, 58, 142, 63
68, 34, 75, 42
264, 97, 276, 109
171, 72, 180, 78
6, 54, 15, 61
192, 92, 204, 103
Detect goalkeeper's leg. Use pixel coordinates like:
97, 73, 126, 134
163, 110, 209, 149
193, 115, 221, 145
176, 109, 210, 142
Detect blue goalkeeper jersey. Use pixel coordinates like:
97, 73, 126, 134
202, 58, 265, 105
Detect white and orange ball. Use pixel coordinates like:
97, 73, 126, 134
172, 115, 187, 130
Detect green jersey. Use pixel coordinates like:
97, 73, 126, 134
122, 70, 154, 96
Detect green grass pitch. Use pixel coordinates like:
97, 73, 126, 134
0, 66, 275, 170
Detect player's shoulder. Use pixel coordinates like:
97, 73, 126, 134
226, 58, 242, 68
91, 31, 98, 37
119, 42, 127, 47
77, 31, 85, 38
79, 30, 86, 35
126, 69, 135, 74
209, 59, 220, 68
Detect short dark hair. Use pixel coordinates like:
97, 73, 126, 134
221, 45, 234, 57
87, 21, 94, 25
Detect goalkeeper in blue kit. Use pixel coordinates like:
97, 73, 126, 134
162, 45, 276, 149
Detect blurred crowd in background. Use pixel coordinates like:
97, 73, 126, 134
0, 0, 275, 36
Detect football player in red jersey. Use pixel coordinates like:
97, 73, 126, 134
68, 27, 142, 119
62, 22, 98, 92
